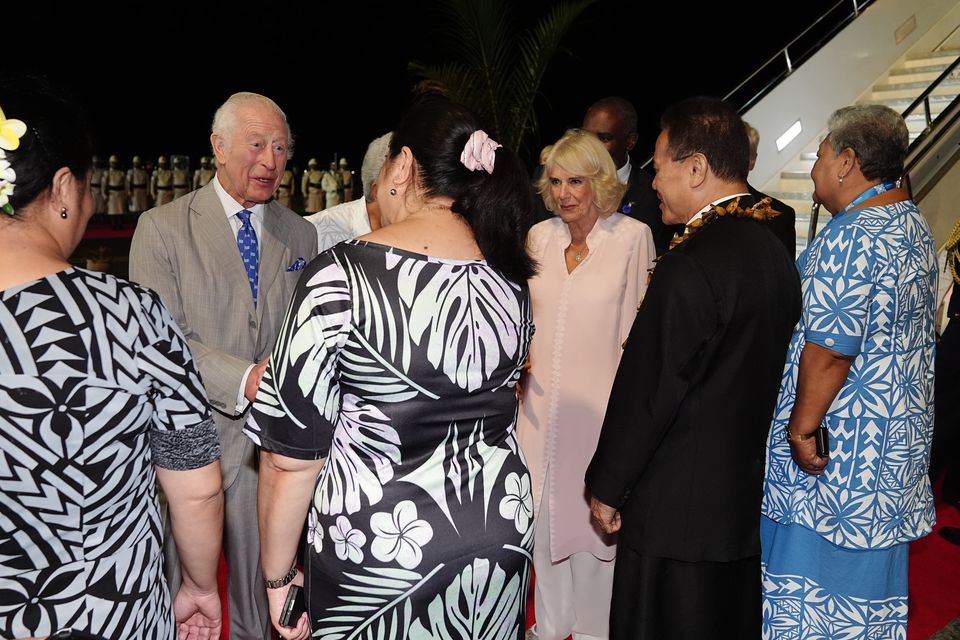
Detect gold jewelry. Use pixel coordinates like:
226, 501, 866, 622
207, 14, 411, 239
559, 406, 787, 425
265, 565, 297, 589
785, 427, 817, 442
945, 218, 960, 286
567, 244, 587, 263
668, 196, 779, 251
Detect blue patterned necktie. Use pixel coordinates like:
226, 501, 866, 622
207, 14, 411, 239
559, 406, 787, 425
236, 209, 259, 305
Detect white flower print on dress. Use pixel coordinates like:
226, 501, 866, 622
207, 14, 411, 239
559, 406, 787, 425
329, 515, 366, 564
370, 500, 433, 570
498, 472, 533, 534
307, 508, 324, 553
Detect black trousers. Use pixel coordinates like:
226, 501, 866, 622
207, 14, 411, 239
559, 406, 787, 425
610, 545, 761, 640
931, 319, 960, 503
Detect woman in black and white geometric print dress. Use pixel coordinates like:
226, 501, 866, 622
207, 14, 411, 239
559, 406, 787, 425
0, 75, 224, 640
248, 99, 538, 640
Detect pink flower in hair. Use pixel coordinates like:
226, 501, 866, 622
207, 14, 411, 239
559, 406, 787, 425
460, 130, 502, 174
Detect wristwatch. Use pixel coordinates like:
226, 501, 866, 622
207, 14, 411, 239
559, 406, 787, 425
265, 565, 298, 589
785, 427, 817, 442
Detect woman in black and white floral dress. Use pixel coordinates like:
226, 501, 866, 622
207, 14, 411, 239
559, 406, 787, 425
248, 99, 537, 640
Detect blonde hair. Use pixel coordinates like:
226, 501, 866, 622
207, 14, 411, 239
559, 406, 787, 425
744, 121, 760, 153
537, 129, 626, 215
538, 144, 553, 165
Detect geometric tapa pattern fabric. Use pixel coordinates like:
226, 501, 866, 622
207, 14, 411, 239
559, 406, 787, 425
763, 201, 937, 549
0, 268, 215, 639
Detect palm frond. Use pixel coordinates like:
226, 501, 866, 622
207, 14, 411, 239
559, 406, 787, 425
503, 0, 597, 150
407, 60, 488, 122
408, 0, 598, 161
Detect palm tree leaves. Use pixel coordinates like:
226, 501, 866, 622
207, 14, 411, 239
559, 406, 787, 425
409, 0, 597, 156
408, 558, 527, 640
315, 393, 401, 516
506, 1, 596, 151
314, 566, 425, 640
403, 261, 522, 392
313, 556, 530, 640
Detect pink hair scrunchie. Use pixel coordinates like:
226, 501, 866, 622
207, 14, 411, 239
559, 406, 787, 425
460, 130, 502, 174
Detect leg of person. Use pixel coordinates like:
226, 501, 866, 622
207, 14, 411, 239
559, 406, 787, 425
530, 488, 576, 640
224, 448, 271, 639
760, 515, 908, 640
569, 551, 615, 640
931, 321, 960, 507
932, 323, 960, 545
610, 545, 760, 640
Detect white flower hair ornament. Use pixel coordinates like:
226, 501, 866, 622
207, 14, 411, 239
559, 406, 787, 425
0, 106, 27, 216
460, 130, 501, 174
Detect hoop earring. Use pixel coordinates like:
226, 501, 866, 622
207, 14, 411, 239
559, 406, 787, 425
389, 187, 397, 196
60, 207, 68, 219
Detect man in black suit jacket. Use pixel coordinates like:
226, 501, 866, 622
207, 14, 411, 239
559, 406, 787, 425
583, 96, 683, 255
585, 97, 801, 640
745, 120, 797, 257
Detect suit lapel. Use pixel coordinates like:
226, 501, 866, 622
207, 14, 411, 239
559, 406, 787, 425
257, 201, 290, 324
191, 182, 257, 316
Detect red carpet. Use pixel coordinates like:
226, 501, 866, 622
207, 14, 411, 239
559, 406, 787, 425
82, 221, 135, 240
520, 489, 960, 640
908, 483, 960, 639
217, 555, 229, 639
215, 500, 959, 640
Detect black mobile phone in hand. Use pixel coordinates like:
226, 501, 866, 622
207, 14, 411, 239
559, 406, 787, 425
279, 584, 306, 627
815, 425, 830, 458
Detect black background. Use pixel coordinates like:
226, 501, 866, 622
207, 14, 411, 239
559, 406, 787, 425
9, 0, 840, 172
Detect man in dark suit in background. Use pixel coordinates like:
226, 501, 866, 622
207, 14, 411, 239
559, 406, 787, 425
585, 97, 801, 640
744, 120, 797, 258
582, 96, 682, 255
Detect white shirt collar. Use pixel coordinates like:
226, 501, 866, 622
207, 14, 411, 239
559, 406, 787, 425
213, 173, 265, 219
617, 160, 632, 185
683, 192, 751, 232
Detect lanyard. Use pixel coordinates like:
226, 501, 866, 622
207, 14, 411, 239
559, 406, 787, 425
843, 181, 897, 213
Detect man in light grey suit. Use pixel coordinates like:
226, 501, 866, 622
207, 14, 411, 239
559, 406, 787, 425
130, 92, 318, 639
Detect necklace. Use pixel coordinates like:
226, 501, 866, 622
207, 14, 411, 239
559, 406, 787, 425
568, 244, 588, 263
668, 196, 779, 251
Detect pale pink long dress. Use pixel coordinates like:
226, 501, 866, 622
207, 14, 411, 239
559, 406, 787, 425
518, 212, 655, 562
520, 213, 655, 639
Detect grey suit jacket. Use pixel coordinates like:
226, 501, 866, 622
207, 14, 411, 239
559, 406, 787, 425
129, 181, 318, 487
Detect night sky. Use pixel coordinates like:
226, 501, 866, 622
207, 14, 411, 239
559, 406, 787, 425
10, 0, 841, 173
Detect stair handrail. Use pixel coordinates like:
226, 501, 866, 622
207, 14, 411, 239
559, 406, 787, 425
808, 202, 822, 246
725, 0, 874, 112
641, 0, 875, 170
808, 53, 960, 244
901, 55, 960, 140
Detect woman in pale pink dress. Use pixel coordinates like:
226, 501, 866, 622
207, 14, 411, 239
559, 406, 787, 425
518, 129, 655, 640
